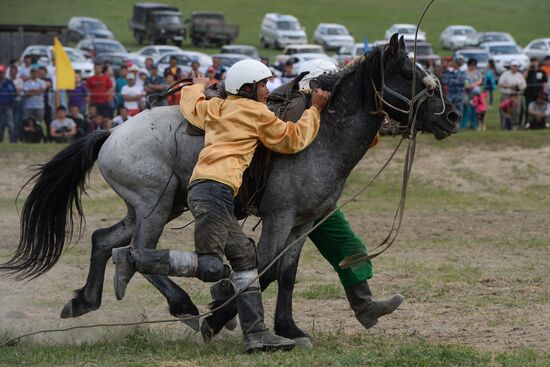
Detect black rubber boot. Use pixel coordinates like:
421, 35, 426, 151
344, 280, 405, 329
236, 287, 295, 353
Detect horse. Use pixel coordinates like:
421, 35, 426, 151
1, 35, 459, 347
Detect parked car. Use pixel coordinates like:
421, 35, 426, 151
260, 13, 307, 49
93, 52, 145, 76
465, 32, 516, 47
67, 16, 114, 42
453, 48, 490, 71
334, 43, 370, 66
220, 45, 259, 59
480, 42, 529, 73
155, 51, 212, 75
20, 45, 94, 79
188, 12, 239, 48
404, 41, 440, 67
133, 45, 182, 62
524, 38, 550, 63
313, 23, 354, 50
285, 53, 334, 71
210, 53, 252, 68
439, 25, 476, 50
76, 38, 126, 58
384, 24, 426, 42
275, 44, 324, 64
129, 2, 186, 46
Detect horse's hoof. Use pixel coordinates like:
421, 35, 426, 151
201, 319, 214, 342
224, 316, 238, 331
60, 298, 98, 319
293, 337, 313, 348
60, 301, 74, 319
179, 314, 200, 332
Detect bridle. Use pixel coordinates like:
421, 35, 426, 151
370, 47, 441, 138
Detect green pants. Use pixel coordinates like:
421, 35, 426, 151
309, 209, 373, 287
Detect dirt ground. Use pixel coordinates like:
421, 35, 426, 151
0, 142, 548, 353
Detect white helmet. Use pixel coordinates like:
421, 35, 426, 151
225, 59, 272, 95
298, 59, 339, 90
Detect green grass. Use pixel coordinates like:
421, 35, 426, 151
2, 0, 550, 59
1, 330, 549, 367
300, 283, 345, 300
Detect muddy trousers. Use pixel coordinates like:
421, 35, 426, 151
309, 209, 373, 288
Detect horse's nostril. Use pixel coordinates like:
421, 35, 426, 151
447, 111, 460, 124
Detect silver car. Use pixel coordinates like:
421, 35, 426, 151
524, 38, 550, 63
440, 25, 476, 50
313, 23, 354, 50
260, 13, 307, 49
20, 45, 94, 79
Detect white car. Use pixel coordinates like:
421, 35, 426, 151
384, 24, 426, 42
334, 43, 370, 66
260, 13, 307, 49
133, 45, 182, 62
20, 45, 94, 79
285, 53, 333, 71
480, 42, 529, 74
220, 45, 260, 60
453, 48, 490, 71
155, 51, 212, 76
313, 23, 355, 50
275, 44, 324, 64
465, 32, 516, 48
440, 25, 476, 50
524, 38, 550, 63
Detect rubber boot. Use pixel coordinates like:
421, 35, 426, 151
344, 280, 405, 329
236, 287, 295, 353
112, 247, 198, 300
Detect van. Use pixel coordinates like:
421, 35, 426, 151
260, 13, 307, 49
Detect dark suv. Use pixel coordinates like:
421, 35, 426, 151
129, 2, 186, 46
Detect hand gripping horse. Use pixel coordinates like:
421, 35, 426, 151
1, 35, 459, 347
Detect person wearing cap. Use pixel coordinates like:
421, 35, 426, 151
0, 64, 16, 142
524, 58, 548, 124
112, 59, 331, 353
22, 65, 47, 131
498, 60, 526, 128
189, 58, 204, 79
120, 73, 143, 116
526, 92, 550, 129
86, 63, 114, 119
144, 64, 166, 105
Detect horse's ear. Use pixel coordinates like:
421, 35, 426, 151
388, 33, 399, 55
398, 36, 406, 50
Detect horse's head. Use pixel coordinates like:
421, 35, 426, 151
361, 33, 460, 140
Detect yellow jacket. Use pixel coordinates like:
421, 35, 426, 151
180, 83, 321, 194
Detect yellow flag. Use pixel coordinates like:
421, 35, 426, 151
53, 37, 75, 90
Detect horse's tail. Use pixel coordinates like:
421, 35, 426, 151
0, 130, 111, 280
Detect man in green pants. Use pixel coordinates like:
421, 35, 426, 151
309, 209, 404, 329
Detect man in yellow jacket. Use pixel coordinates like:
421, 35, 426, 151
112, 59, 331, 353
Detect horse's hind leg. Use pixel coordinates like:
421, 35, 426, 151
61, 207, 136, 318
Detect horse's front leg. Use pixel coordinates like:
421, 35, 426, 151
273, 222, 313, 348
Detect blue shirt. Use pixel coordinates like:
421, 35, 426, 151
441, 69, 466, 105
23, 78, 46, 109
115, 77, 128, 107
0, 78, 15, 106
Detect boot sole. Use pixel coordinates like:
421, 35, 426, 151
246, 343, 296, 354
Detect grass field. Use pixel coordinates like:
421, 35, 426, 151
2, 0, 550, 60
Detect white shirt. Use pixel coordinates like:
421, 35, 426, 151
267, 77, 282, 92
121, 84, 143, 110
498, 71, 527, 94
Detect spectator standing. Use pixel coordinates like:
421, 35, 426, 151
67, 73, 89, 116
163, 56, 182, 80
526, 93, 550, 129
498, 60, 526, 129
281, 59, 296, 84
38, 66, 54, 136
136, 70, 148, 90
8, 64, 24, 141
441, 57, 467, 116
86, 63, 114, 119
115, 65, 128, 108
112, 106, 130, 126
22, 66, 46, 130
483, 60, 497, 107
189, 58, 204, 78
0, 64, 16, 142
266, 67, 282, 92
19, 55, 33, 81
472, 87, 488, 131
164, 74, 182, 106
524, 58, 548, 123
68, 104, 91, 138
144, 57, 154, 75
121, 73, 143, 116
541, 56, 550, 79
144, 65, 166, 105
461, 58, 483, 130
49, 105, 77, 143
211, 57, 226, 81
499, 93, 518, 130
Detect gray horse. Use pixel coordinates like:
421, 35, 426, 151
1, 36, 459, 346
